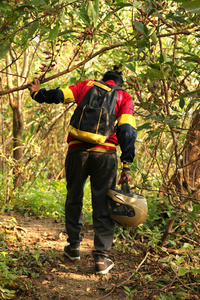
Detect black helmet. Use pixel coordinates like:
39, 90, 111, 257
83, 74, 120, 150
102, 65, 124, 86
107, 181, 148, 228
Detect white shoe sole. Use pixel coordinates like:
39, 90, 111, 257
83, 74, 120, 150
95, 260, 114, 275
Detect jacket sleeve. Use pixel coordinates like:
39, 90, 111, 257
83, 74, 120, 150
31, 86, 76, 104
116, 92, 137, 171
31, 88, 65, 104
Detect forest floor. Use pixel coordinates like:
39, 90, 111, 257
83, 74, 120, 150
0, 212, 199, 300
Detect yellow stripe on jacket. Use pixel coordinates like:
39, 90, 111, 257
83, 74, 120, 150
61, 87, 75, 104
117, 114, 136, 128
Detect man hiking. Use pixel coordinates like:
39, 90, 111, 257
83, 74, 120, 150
28, 66, 137, 275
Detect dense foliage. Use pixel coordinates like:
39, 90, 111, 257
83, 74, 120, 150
0, 0, 199, 299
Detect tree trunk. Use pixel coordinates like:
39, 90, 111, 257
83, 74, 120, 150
6, 49, 29, 187
0, 76, 4, 172
12, 98, 24, 161
182, 113, 200, 200
159, 113, 200, 246
12, 97, 24, 188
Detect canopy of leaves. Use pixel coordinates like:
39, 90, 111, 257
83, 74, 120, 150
0, 2, 199, 288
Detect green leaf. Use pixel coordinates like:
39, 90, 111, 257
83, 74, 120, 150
143, 25, 149, 36
180, 0, 200, 14
75, 11, 90, 26
132, 1, 141, 8
133, 21, 145, 34
163, 52, 168, 62
159, 53, 164, 64
191, 268, 200, 277
148, 240, 154, 246
0, 287, 15, 298
0, 1, 8, 12
94, 0, 99, 21
27, 21, 39, 39
159, 52, 167, 63
16, 5, 36, 15
58, 28, 78, 37
137, 123, 152, 131
166, 117, 180, 127
149, 63, 160, 70
0, 41, 10, 59
147, 68, 164, 80
178, 267, 188, 276
179, 98, 185, 109
151, 32, 157, 45
112, 1, 140, 8
136, 36, 147, 53
30, 123, 35, 135
148, 128, 161, 138
125, 62, 136, 72
49, 24, 59, 41
31, 0, 45, 5
124, 286, 131, 292
87, 1, 98, 27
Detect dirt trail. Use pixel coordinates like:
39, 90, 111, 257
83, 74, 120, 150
1, 212, 143, 300
1, 212, 200, 300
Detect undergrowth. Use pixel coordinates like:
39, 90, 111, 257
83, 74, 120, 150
0, 173, 199, 299
0, 217, 63, 299
0, 172, 93, 224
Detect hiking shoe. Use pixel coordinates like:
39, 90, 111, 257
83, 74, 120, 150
64, 244, 80, 261
95, 256, 114, 275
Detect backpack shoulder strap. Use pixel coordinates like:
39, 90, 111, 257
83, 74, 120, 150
111, 85, 125, 91
94, 81, 112, 91
93, 80, 125, 92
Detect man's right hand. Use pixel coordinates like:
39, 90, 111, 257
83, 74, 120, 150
28, 79, 40, 96
118, 170, 131, 185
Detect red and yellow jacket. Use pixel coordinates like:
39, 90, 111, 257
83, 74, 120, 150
31, 79, 137, 171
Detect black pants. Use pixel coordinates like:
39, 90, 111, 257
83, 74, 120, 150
65, 150, 117, 257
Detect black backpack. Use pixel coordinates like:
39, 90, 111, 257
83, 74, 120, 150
68, 80, 123, 144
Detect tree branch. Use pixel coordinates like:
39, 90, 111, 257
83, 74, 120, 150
0, 42, 126, 96
157, 27, 200, 38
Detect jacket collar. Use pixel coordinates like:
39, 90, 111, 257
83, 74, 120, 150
104, 80, 117, 86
